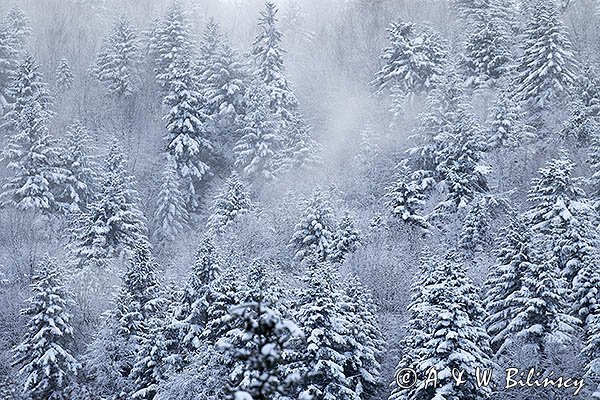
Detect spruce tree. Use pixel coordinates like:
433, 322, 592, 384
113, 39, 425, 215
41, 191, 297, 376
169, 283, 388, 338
92, 15, 141, 97
516, 0, 577, 113
163, 61, 213, 210
373, 21, 448, 98
288, 189, 336, 263
69, 139, 148, 267
0, 8, 30, 101
0, 54, 69, 213
562, 63, 600, 145
59, 120, 99, 213
152, 159, 189, 242
328, 213, 361, 264
206, 172, 251, 235
55, 58, 74, 91
459, 194, 510, 252
12, 257, 80, 400
486, 82, 532, 150
384, 161, 429, 229
5, 7, 31, 47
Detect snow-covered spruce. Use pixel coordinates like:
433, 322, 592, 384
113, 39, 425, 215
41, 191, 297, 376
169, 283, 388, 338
0, 7, 30, 101
328, 212, 361, 264
55, 57, 74, 91
12, 257, 80, 400
384, 161, 430, 229
152, 159, 189, 242
206, 172, 251, 236
562, 63, 600, 145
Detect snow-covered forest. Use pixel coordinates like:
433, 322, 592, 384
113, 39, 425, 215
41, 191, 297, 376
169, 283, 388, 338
0, 0, 600, 398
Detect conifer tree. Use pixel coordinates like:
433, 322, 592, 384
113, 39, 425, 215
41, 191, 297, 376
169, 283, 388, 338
92, 15, 141, 96
152, 159, 189, 242
233, 83, 283, 182
197, 20, 248, 141
562, 64, 600, 145
342, 273, 385, 398
288, 259, 358, 400
583, 311, 600, 392
206, 172, 251, 235
5, 7, 31, 47
0, 20, 19, 104
69, 140, 148, 267
526, 154, 598, 285
384, 162, 429, 229
516, 0, 577, 113
459, 194, 510, 252
150, 2, 194, 90
572, 256, 600, 329
374, 21, 448, 98
163, 61, 213, 210
59, 120, 99, 213
328, 213, 361, 264
289, 189, 336, 263
55, 58, 74, 91
486, 82, 532, 150
12, 257, 80, 400
0, 54, 69, 213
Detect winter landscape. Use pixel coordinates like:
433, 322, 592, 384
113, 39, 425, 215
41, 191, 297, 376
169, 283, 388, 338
0, 0, 599, 399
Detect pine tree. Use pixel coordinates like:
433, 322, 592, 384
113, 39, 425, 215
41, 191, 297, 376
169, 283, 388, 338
92, 15, 141, 97
289, 189, 336, 263
206, 172, 251, 235
384, 161, 429, 229
373, 21, 448, 98
289, 259, 358, 400
233, 83, 283, 182
516, 0, 577, 112
59, 120, 99, 213
251, 1, 318, 173
0, 54, 70, 213
197, 20, 248, 141
152, 159, 189, 242
69, 140, 148, 267
163, 61, 213, 210
55, 58, 74, 91
12, 257, 80, 400
328, 213, 361, 264
150, 2, 194, 90
562, 63, 600, 145
526, 154, 598, 285
342, 273, 385, 398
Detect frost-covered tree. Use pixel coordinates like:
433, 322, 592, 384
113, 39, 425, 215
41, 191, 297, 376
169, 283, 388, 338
289, 189, 335, 262
197, 20, 248, 141
583, 310, 600, 392
59, 121, 99, 213
516, 0, 577, 113
384, 161, 429, 229
233, 83, 283, 182
5, 7, 31, 47
163, 61, 213, 210
526, 154, 598, 285
206, 172, 251, 235
150, 2, 194, 90
69, 140, 148, 267
251, 1, 318, 173
0, 54, 69, 213
92, 15, 141, 96
562, 64, 600, 145
328, 213, 361, 264
459, 193, 510, 252
373, 21, 447, 98
12, 257, 79, 400
486, 82, 532, 150
55, 58, 74, 91
152, 159, 189, 242
572, 255, 600, 329
288, 259, 358, 400
0, 7, 30, 101
342, 273, 385, 398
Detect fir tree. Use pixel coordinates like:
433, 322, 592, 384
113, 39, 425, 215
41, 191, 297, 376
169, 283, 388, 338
0, 54, 69, 213
526, 154, 598, 285
342, 273, 385, 398
55, 58, 74, 91
152, 159, 189, 242
233, 83, 283, 182
562, 63, 600, 145
572, 255, 600, 329
163, 61, 213, 210
486, 82, 532, 150
288, 189, 336, 263
459, 193, 510, 252
59, 120, 99, 213
583, 310, 600, 391
206, 172, 251, 235
12, 257, 80, 400
5, 7, 31, 47
328, 213, 361, 264
289, 259, 358, 400
373, 21, 448, 98
516, 0, 577, 113
384, 161, 429, 229
150, 2, 194, 90
69, 140, 148, 267
92, 15, 141, 97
